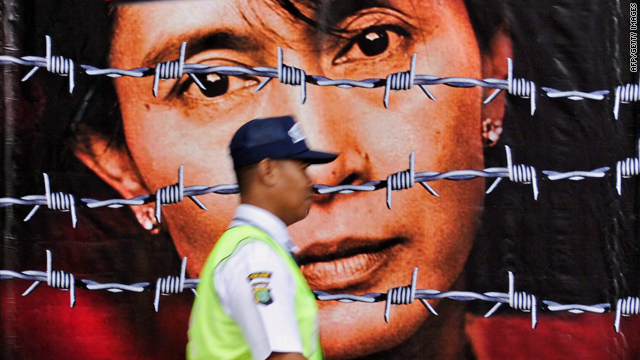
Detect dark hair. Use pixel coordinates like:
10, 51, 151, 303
234, 163, 259, 194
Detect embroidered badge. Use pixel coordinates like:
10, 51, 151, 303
287, 123, 306, 143
253, 286, 273, 305
248, 272, 273, 305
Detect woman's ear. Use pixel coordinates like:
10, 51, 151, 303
74, 131, 160, 233
481, 24, 513, 147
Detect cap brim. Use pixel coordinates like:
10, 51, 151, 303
288, 150, 339, 164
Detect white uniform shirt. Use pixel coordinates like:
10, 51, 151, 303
214, 204, 303, 360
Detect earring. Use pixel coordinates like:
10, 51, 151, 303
134, 204, 161, 234
481, 117, 503, 147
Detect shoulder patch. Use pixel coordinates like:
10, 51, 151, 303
248, 271, 273, 305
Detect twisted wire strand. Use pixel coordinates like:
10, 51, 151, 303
81, 280, 149, 293
541, 87, 609, 101
614, 83, 640, 120
542, 167, 610, 181
542, 300, 610, 314
81, 65, 149, 78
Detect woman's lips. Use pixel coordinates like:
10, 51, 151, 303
296, 238, 405, 291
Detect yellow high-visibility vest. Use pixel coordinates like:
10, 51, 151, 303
187, 225, 322, 360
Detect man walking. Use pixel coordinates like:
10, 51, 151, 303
188, 116, 338, 360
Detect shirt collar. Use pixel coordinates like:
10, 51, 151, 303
229, 204, 300, 253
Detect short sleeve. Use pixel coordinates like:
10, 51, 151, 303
214, 240, 303, 360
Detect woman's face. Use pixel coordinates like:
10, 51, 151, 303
110, 0, 485, 357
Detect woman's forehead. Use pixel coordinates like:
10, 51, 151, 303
112, 0, 302, 64
111, 0, 468, 60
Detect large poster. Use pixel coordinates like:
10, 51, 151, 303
2, 0, 639, 359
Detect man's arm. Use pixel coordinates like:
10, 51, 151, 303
267, 352, 308, 360
216, 241, 306, 360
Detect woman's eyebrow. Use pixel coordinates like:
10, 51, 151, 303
303, 0, 394, 26
142, 30, 258, 67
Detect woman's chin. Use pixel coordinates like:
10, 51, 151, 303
318, 301, 428, 359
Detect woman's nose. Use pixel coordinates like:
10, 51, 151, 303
260, 47, 375, 198
292, 91, 374, 204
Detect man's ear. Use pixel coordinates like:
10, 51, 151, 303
257, 158, 278, 187
481, 24, 513, 147
74, 132, 159, 233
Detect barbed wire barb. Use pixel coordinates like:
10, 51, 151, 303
613, 82, 639, 120
21, 36, 75, 93
22, 173, 78, 228
485, 146, 538, 200
616, 138, 640, 195
386, 151, 438, 209
508, 59, 536, 115
484, 271, 537, 329
254, 47, 307, 103
615, 297, 640, 333
154, 257, 196, 312
384, 267, 435, 322
20, 250, 76, 308
155, 165, 208, 223
384, 53, 436, 108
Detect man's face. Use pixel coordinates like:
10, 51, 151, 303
272, 159, 313, 226
110, 0, 485, 357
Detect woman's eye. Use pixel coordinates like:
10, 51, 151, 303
334, 25, 407, 65
177, 71, 258, 100
192, 73, 229, 98
356, 29, 390, 57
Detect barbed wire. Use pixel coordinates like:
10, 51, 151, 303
1, 36, 636, 117
1, 141, 638, 228
1, 252, 638, 332
0, 250, 198, 312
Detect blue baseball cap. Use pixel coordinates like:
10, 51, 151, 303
230, 116, 339, 168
